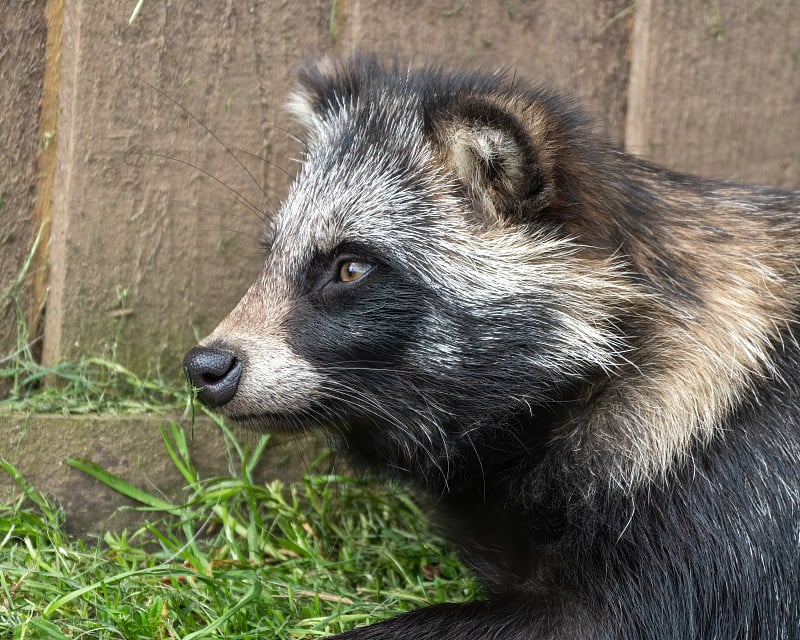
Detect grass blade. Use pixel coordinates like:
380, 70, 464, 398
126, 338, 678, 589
66, 458, 175, 511
42, 565, 187, 617
182, 573, 263, 639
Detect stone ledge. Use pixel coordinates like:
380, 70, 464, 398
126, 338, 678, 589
0, 413, 326, 535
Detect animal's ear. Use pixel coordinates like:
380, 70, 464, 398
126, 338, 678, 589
430, 99, 555, 224
286, 56, 370, 132
286, 57, 336, 130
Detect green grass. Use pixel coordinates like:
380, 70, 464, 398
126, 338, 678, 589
1, 418, 476, 638
1, 353, 188, 415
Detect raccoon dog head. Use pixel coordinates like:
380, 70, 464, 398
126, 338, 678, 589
183, 56, 633, 482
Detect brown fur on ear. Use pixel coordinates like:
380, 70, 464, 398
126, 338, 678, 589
432, 99, 555, 225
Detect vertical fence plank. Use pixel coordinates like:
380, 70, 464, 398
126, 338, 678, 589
625, 1, 800, 187
28, 0, 64, 350
0, 1, 48, 388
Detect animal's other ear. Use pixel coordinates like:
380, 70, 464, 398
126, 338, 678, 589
430, 99, 555, 225
286, 56, 373, 132
285, 57, 337, 130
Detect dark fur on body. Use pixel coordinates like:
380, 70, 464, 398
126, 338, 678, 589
184, 56, 800, 639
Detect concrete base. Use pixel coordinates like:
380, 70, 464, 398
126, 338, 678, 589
0, 413, 327, 535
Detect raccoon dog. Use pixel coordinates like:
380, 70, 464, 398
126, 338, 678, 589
183, 56, 800, 639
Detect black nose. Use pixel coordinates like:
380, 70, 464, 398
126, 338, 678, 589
183, 346, 242, 408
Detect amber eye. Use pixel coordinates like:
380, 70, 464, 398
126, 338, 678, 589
338, 260, 372, 283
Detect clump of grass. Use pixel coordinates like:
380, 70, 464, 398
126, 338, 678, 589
0, 274, 186, 415
1, 418, 476, 638
0, 354, 188, 415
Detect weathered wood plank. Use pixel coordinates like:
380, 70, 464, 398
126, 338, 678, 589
626, 1, 800, 187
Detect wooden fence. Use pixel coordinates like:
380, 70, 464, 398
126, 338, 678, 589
2, 0, 799, 381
